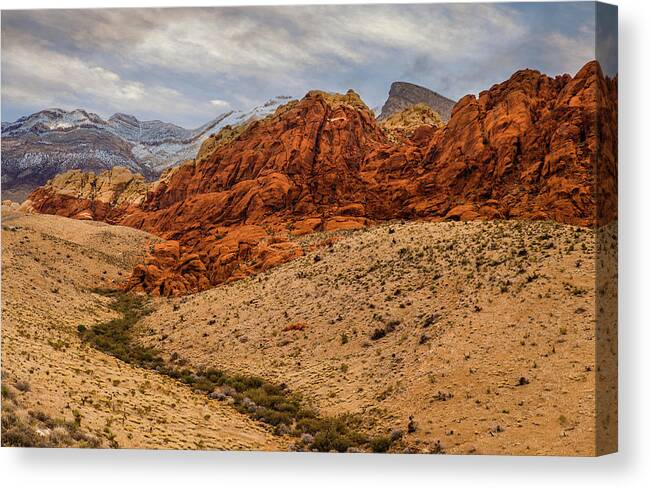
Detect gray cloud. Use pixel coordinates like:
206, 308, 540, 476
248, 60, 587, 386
1, 2, 608, 127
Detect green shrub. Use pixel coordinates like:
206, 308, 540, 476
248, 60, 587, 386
78, 289, 386, 453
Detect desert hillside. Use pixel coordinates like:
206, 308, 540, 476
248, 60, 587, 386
135, 219, 598, 455
1, 206, 286, 450
0, 0, 623, 463
1, 207, 600, 454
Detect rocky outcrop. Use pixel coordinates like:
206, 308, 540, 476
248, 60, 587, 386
128, 89, 384, 218
128, 226, 303, 296
378, 82, 456, 122
378, 103, 445, 143
26, 61, 617, 295
21, 167, 149, 221
1, 200, 21, 212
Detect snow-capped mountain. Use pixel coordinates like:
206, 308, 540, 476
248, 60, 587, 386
1, 96, 294, 201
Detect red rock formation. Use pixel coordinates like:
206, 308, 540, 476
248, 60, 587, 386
25, 61, 617, 295
363, 61, 617, 226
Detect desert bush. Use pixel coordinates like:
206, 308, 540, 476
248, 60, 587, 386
1, 403, 100, 448
430, 440, 444, 454
1, 413, 47, 447
369, 435, 393, 453
371, 328, 387, 340
1, 382, 15, 400
422, 314, 440, 328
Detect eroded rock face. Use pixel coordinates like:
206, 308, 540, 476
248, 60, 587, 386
410, 61, 617, 226
26, 61, 617, 295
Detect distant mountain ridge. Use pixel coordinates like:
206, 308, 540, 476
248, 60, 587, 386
1, 96, 294, 201
378, 81, 456, 122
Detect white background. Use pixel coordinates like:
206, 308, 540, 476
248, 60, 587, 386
1, 0, 649, 488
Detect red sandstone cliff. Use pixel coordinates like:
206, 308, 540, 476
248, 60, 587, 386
24, 61, 617, 295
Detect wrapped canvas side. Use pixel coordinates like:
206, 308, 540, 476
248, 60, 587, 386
594, 1, 618, 456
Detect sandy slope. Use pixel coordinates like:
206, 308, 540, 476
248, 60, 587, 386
139, 219, 598, 455
1, 207, 285, 450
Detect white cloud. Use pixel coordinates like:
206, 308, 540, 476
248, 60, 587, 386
118, 5, 526, 78
545, 30, 595, 71
1, 39, 206, 122
1, 4, 597, 126
210, 99, 230, 109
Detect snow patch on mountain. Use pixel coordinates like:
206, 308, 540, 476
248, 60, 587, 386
1, 96, 295, 200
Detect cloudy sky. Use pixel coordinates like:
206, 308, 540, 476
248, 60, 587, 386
1, 2, 614, 128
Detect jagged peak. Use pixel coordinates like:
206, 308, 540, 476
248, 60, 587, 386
574, 59, 604, 79
388, 81, 449, 101
379, 81, 455, 122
